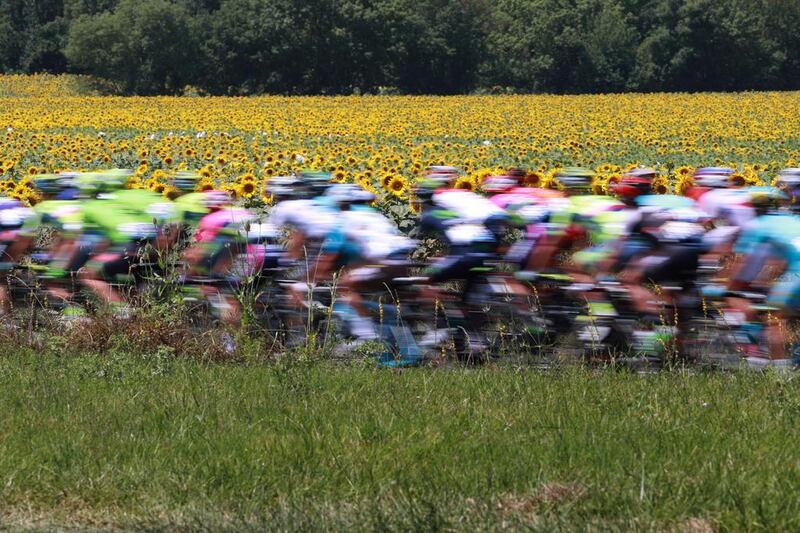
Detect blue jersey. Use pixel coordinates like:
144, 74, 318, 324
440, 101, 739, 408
734, 213, 800, 271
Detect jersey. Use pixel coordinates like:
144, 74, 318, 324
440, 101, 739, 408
734, 213, 800, 271
81, 197, 157, 245
195, 208, 257, 244
432, 189, 507, 225
544, 195, 623, 243
23, 200, 84, 238
268, 198, 338, 239
114, 189, 180, 227
174, 192, 210, 226
697, 188, 754, 228
322, 206, 414, 263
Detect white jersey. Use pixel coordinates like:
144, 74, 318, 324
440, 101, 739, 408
269, 199, 337, 239
697, 189, 754, 228
432, 190, 506, 224
444, 223, 494, 246
341, 207, 415, 260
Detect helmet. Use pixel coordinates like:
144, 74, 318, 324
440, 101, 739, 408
777, 168, 800, 188
267, 175, 302, 201
76, 169, 131, 195
31, 174, 62, 194
693, 167, 734, 188
172, 171, 200, 192
747, 186, 788, 211
96, 169, 132, 193
481, 175, 516, 194
325, 183, 374, 207
202, 190, 231, 210
297, 170, 331, 195
505, 167, 527, 186
424, 166, 460, 188
57, 171, 81, 189
614, 177, 652, 202
624, 167, 659, 180
556, 167, 594, 193
614, 168, 656, 202
411, 178, 441, 203
426, 165, 460, 175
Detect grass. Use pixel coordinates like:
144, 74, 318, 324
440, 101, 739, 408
0, 349, 798, 530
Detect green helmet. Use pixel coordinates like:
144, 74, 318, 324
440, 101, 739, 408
556, 167, 595, 192
172, 171, 200, 192
297, 169, 331, 195
78, 169, 131, 194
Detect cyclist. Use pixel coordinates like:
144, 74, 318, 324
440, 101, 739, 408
315, 184, 416, 341
23, 173, 88, 307
0, 197, 36, 315
267, 174, 337, 267
78, 170, 161, 312
521, 167, 621, 275
722, 186, 800, 364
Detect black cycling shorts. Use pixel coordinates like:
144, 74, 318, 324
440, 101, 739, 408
640, 245, 700, 284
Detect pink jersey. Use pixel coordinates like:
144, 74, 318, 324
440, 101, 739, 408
195, 208, 255, 243
490, 188, 563, 210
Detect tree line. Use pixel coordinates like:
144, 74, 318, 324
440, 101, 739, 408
1, 0, 798, 95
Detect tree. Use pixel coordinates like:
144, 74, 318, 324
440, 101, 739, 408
65, 0, 200, 94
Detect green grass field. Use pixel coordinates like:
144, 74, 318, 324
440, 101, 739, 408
0, 349, 798, 530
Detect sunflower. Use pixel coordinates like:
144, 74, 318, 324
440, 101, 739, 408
730, 172, 747, 187
163, 155, 174, 165
25, 191, 41, 205
387, 176, 408, 197
408, 197, 421, 214
454, 176, 476, 191
523, 171, 542, 187
652, 177, 670, 195
356, 174, 372, 190
675, 175, 694, 196
198, 179, 215, 191
163, 186, 180, 201
237, 180, 257, 198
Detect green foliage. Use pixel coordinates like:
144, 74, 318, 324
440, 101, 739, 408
1, 0, 799, 94
65, 0, 199, 94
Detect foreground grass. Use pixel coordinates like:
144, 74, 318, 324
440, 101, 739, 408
0, 351, 798, 530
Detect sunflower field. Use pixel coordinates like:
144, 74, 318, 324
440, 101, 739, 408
2, 75, 800, 215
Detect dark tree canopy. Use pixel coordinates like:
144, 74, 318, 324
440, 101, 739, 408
0, 0, 798, 95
